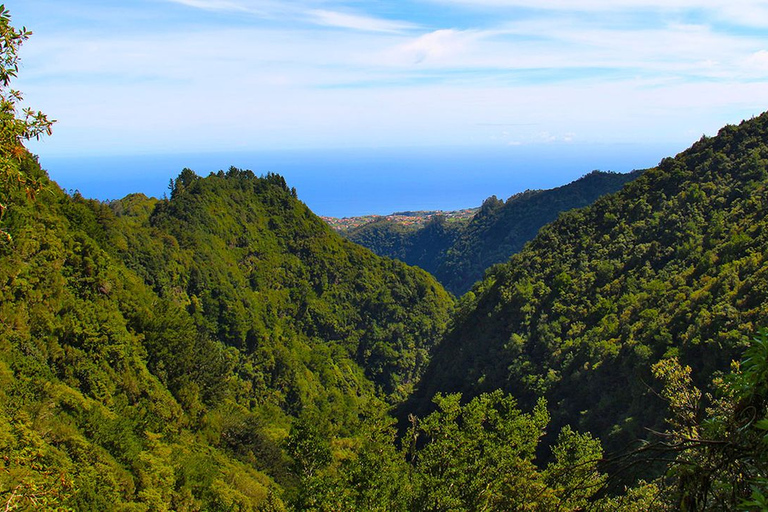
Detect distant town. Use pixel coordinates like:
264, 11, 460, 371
322, 208, 480, 231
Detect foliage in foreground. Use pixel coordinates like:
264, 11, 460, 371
289, 391, 617, 511
643, 330, 768, 510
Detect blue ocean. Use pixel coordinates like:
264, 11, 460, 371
37, 143, 684, 218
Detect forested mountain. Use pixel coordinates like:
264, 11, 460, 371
345, 170, 641, 295
0, 152, 456, 509
408, 113, 768, 459
110, 168, 454, 401
8, 126, 768, 509
2, 157, 626, 511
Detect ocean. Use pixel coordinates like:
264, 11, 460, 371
36, 143, 684, 218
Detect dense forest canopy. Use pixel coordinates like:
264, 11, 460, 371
0, 151, 459, 508
408, 113, 768, 458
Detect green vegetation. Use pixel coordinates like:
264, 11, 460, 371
0, 3, 53, 243
626, 331, 768, 509
0, 155, 456, 509
113, 168, 453, 401
0, 11, 453, 505
408, 113, 768, 462
345, 170, 640, 295
344, 214, 464, 277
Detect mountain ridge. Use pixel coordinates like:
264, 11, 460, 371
406, 113, 768, 456
0, 157, 454, 509
343, 169, 642, 295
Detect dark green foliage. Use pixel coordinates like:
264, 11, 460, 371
1, 151, 452, 509
4, 7, 768, 505
346, 170, 641, 295
434, 170, 642, 295
344, 214, 463, 276
108, 166, 454, 402
1, 155, 288, 510
406, 392, 568, 510
287, 390, 610, 512
286, 416, 333, 480
635, 331, 768, 510
408, 113, 768, 460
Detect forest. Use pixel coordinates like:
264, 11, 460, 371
344, 169, 641, 296
3, 5, 768, 511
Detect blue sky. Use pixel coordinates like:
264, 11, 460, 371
7, 0, 768, 159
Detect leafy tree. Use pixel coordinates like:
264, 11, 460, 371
0, 4, 53, 241
644, 331, 768, 510
407, 391, 605, 511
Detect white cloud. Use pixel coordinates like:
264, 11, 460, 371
308, 10, 418, 33
744, 50, 768, 75
719, 3, 768, 27
423, 0, 768, 28
165, 0, 417, 32
423, 0, 762, 12
166, 0, 254, 12
390, 29, 481, 64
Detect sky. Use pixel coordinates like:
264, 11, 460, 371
5, 1, 768, 214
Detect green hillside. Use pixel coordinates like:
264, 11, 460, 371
0, 153, 454, 509
434, 170, 643, 295
345, 170, 641, 295
110, 168, 453, 401
408, 113, 768, 456
1, 158, 621, 511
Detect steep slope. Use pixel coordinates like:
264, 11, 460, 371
110, 168, 453, 401
408, 113, 768, 452
0, 156, 454, 509
345, 170, 641, 295
1, 155, 287, 510
434, 170, 643, 295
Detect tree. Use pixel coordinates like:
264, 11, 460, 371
644, 331, 768, 510
407, 391, 606, 511
0, 4, 54, 240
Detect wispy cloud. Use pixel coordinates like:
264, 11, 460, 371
167, 0, 254, 12
389, 29, 482, 64
423, 0, 768, 28
11, 0, 768, 158
165, 0, 417, 33
307, 10, 418, 33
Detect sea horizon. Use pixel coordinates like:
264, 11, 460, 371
36, 142, 685, 218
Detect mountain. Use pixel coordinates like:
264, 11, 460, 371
407, 113, 768, 455
0, 156, 454, 510
111, 168, 453, 401
5, 124, 768, 510
345, 170, 642, 295
5, 7, 767, 508
2, 155, 613, 511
